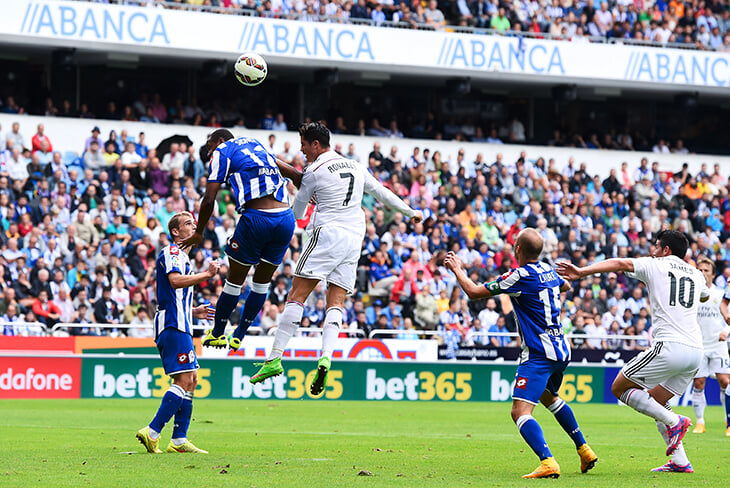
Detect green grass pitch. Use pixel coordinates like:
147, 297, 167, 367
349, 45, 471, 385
1, 399, 728, 487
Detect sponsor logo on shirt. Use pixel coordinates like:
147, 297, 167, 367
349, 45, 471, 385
515, 377, 528, 389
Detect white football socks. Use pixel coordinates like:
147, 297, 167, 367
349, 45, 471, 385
620, 388, 679, 427
268, 301, 304, 360
692, 388, 706, 423
321, 307, 342, 360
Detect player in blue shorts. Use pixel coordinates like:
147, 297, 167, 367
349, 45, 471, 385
136, 211, 220, 454
181, 129, 295, 350
445, 228, 597, 478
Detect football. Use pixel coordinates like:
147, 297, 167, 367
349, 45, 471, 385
234, 52, 268, 86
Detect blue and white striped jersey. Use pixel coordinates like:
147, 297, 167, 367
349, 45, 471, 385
154, 243, 194, 339
208, 137, 289, 212
488, 261, 570, 362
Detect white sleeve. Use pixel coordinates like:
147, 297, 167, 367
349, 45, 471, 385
363, 171, 416, 218
627, 257, 651, 284
292, 170, 315, 220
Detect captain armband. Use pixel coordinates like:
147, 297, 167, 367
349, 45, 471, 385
486, 281, 503, 295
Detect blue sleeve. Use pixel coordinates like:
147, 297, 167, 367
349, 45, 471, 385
557, 274, 566, 289
488, 269, 526, 295
207, 146, 230, 183
163, 247, 183, 275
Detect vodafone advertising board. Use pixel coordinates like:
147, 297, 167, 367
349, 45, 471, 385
0, 356, 81, 399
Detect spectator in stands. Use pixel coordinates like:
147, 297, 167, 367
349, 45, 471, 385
488, 315, 511, 347
31, 124, 52, 153
424, 0, 446, 28
490, 7, 511, 31
32, 289, 61, 328
93, 286, 120, 325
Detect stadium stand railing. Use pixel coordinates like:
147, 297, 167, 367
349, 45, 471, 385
369, 329, 642, 343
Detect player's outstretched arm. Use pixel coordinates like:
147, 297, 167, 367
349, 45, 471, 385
556, 258, 634, 280
444, 251, 492, 300
363, 171, 421, 222
168, 261, 220, 290
276, 158, 302, 188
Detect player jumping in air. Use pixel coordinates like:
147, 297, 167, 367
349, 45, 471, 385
446, 228, 597, 479
692, 257, 730, 435
137, 212, 220, 454
182, 130, 296, 351
557, 230, 703, 473
251, 122, 421, 395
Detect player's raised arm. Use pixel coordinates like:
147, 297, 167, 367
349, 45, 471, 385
276, 157, 302, 188
444, 251, 493, 300
363, 171, 422, 223
556, 258, 634, 281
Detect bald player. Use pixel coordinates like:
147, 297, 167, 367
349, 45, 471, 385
445, 228, 597, 479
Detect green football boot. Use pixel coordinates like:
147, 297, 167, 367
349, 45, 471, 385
309, 357, 331, 396
250, 357, 284, 384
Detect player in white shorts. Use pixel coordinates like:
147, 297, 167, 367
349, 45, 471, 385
558, 230, 704, 473
692, 257, 730, 435
251, 121, 421, 394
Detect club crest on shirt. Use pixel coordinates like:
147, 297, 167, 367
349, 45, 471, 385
515, 377, 528, 389
177, 353, 188, 364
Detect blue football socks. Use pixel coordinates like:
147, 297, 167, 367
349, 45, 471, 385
212, 281, 242, 336
149, 384, 185, 434
172, 391, 193, 440
516, 415, 552, 460
232, 282, 269, 341
548, 398, 587, 448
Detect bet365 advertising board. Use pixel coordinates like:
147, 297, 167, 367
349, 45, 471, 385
1, 355, 610, 403
2, 354, 723, 404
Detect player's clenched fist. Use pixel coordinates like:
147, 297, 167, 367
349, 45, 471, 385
206, 260, 221, 278
443, 251, 462, 272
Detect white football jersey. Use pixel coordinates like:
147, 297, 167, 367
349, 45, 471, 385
292, 150, 415, 237
697, 285, 730, 356
628, 255, 705, 348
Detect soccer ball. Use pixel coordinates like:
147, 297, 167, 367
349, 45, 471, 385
234, 52, 267, 87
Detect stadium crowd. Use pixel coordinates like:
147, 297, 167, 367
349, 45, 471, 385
0, 118, 728, 357
0, 94, 695, 156
89, 0, 730, 50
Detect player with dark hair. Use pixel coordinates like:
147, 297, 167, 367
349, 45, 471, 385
557, 229, 705, 472
692, 256, 730, 435
181, 129, 295, 350
136, 211, 220, 454
251, 121, 421, 395
446, 228, 597, 479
